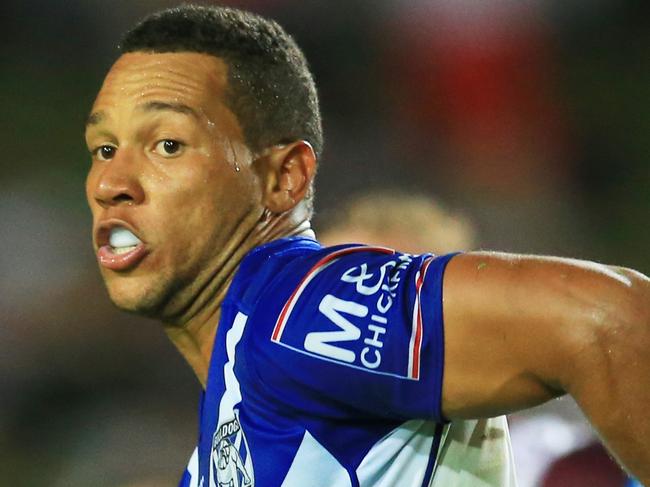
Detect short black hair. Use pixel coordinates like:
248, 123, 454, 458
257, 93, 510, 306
120, 4, 323, 161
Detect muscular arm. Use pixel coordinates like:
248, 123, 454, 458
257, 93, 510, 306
441, 252, 650, 482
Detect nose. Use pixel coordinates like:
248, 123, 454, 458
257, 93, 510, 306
92, 150, 145, 208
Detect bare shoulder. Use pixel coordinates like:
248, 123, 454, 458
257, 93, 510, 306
443, 252, 646, 321
444, 251, 643, 287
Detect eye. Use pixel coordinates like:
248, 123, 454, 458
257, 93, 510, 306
154, 139, 184, 157
93, 145, 117, 161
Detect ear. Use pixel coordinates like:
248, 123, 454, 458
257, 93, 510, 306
256, 140, 317, 214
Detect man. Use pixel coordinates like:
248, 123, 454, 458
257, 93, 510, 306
84, 5, 649, 487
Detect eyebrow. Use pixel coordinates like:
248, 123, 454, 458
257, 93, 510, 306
85, 101, 200, 127
85, 111, 105, 127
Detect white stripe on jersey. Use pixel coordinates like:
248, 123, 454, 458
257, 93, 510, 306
187, 448, 199, 487
211, 312, 254, 487
358, 419, 437, 486
281, 430, 352, 487
218, 312, 248, 420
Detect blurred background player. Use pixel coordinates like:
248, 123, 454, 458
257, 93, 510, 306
318, 190, 477, 255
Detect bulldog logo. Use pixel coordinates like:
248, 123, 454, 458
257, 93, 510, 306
210, 415, 253, 487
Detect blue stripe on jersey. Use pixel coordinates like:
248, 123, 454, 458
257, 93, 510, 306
421, 423, 445, 487
177, 469, 190, 487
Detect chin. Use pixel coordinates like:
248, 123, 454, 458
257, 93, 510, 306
104, 276, 169, 318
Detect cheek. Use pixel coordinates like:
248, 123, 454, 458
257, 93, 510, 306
85, 168, 101, 214
146, 173, 235, 248
190, 159, 260, 213
85, 168, 94, 200
141, 157, 261, 251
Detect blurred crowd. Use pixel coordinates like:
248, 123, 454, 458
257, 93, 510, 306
1, 0, 648, 485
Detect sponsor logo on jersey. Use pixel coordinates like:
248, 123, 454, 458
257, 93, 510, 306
271, 247, 431, 380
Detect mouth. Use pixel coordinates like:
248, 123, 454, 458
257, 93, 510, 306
96, 222, 149, 271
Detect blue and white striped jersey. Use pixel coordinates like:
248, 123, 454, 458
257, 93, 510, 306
179, 237, 516, 487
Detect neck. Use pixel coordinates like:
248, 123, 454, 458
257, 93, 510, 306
164, 210, 314, 387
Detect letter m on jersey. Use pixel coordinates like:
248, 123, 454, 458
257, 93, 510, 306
304, 295, 367, 363
272, 292, 368, 365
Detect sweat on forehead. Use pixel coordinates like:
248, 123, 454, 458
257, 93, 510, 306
94, 52, 229, 108
85, 51, 248, 150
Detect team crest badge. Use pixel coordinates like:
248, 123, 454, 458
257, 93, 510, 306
210, 413, 254, 487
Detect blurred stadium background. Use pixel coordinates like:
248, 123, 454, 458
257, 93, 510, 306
1, 0, 648, 485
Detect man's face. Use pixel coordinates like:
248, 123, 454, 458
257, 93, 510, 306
85, 52, 262, 319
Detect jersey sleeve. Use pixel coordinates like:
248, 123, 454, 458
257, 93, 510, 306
245, 245, 458, 423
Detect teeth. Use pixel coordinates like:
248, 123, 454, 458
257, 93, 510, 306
109, 227, 141, 248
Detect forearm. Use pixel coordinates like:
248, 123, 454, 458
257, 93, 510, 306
562, 267, 650, 483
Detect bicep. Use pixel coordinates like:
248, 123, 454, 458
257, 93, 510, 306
440, 251, 622, 419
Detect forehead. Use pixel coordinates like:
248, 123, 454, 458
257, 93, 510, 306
92, 51, 229, 117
